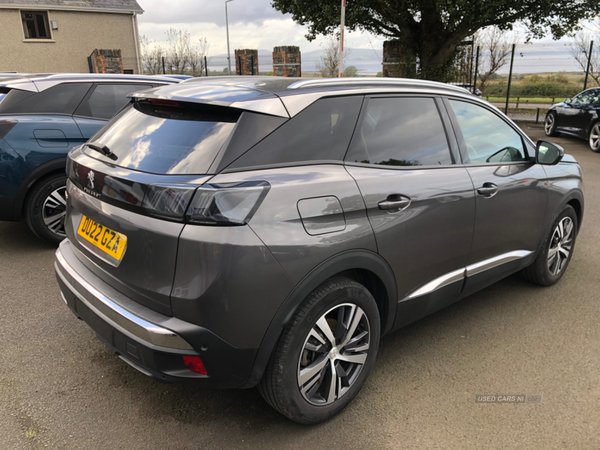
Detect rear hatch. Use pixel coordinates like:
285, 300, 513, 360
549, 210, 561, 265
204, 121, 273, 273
64, 99, 241, 315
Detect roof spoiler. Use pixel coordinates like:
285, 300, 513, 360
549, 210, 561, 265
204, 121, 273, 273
0, 78, 39, 93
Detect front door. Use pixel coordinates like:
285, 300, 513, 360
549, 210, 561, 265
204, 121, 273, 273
444, 98, 548, 297
344, 96, 475, 329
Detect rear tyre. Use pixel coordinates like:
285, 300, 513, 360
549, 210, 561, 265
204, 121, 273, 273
25, 174, 68, 246
588, 122, 600, 153
258, 277, 380, 424
544, 113, 560, 137
522, 205, 578, 286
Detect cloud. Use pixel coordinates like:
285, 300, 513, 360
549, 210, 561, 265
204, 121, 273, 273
138, 0, 290, 27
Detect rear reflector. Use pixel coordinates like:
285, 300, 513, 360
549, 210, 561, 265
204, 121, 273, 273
182, 356, 207, 375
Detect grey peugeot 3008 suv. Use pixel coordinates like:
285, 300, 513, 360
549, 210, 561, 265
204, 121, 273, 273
55, 77, 584, 424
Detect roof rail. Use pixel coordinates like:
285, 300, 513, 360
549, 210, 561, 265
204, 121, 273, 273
287, 77, 468, 94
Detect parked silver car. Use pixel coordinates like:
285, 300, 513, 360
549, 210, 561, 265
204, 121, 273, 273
55, 77, 584, 424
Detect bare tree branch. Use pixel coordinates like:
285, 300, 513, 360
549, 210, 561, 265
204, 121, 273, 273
570, 30, 600, 86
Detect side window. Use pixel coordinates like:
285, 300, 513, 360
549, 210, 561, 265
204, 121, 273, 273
0, 83, 92, 115
345, 97, 453, 166
573, 90, 599, 105
228, 96, 363, 168
75, 84, 152, 120
449, 100, 527, 164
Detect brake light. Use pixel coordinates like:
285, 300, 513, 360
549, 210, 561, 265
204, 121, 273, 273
148, 99, 182, 108
186, 181, 270, 226
0, 119, 17, 139
182, 356, 207, 375
141, 183, 196, 221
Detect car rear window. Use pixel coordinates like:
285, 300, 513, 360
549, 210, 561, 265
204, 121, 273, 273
0, 83, 92, 115
86, 101, 241, 175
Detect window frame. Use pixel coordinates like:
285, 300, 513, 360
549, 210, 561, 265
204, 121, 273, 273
343, 94, 460, 170
21, 10, 52, 40
73, 82, 161, 121
442, 96, 535, 166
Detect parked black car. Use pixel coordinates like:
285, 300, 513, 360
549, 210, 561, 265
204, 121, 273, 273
55, 77, 584, 424
545, 87, 600, 152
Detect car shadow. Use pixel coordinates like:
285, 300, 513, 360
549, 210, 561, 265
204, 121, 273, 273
0, 221, 57, 253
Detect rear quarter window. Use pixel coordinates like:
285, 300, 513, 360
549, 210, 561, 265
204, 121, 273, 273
228, 96, 363, 169
0, 83, 92, 115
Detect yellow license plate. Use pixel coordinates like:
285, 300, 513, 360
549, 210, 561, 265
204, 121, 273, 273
77, 215, 127, 261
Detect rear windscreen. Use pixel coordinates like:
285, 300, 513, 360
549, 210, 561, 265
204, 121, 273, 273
85, 101, 240, 175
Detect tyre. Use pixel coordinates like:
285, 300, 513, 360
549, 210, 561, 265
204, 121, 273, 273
544, 112, 560, 137
589, 122, 600, 153
25, 174, 68, 246
258, 277, 380, 424
522, 205, 578, 286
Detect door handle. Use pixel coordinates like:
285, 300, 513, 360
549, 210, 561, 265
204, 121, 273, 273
378, 195, 411, 211
477, 183, 499, 198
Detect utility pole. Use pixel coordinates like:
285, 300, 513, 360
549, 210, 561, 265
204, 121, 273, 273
505, 44, 516, 114
584, 40, 594, 91
225, 0, 234, 76
338, 0, 345, 77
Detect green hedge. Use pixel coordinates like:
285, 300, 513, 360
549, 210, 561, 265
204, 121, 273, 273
483, 81, 581, 98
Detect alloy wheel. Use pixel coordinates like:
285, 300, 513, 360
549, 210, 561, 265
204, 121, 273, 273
547, 217, 574, 276
544, 115, 554, 135
297, 303, 371, 406
589, 124, 600, 152
42, 186, 67, 237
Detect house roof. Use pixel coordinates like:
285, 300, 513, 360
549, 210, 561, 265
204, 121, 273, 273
0, 0, 144, 14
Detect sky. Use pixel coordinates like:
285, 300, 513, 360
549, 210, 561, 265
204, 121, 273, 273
136, 0, 599, 74
137, 0, 389, 57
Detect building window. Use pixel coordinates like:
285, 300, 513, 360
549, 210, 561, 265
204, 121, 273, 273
21, 11, 51, 39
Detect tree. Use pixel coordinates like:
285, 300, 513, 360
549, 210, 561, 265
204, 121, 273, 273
188, 37, 210, 77
140, 35, 165, 75
476, 27, 519, 93
272, 0, 600, 81
315, 37, 348, 77
570, 30, 600, 87
164, 28, 190, 74
343, 65, 358, 77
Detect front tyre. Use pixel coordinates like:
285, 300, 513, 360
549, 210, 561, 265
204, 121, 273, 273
589, 122, 600, 153
522, 205, 578, 286
25, 174, 68, 246
544, 112, 560, 137
258, 277, 380, 424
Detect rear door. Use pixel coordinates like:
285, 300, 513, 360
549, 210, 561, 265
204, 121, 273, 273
444, 98, 548, 296
73, 83, 154, 139
344, 95, 475, 329
558, 90, 598, 136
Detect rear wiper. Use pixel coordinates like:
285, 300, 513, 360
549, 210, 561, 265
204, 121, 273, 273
86, 142, 117, 161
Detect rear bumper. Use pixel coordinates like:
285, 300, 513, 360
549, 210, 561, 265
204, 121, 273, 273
55, 239, 258, 388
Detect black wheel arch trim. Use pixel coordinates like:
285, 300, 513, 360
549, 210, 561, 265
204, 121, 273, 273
537, 190, 584, 255
241, 249, 398, 388
14, 157, 67, 219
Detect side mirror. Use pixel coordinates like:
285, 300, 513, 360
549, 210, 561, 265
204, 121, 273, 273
564, 98, 572, 105
536, 140, 564, 165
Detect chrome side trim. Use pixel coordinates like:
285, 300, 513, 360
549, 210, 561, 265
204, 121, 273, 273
229, 97, 290, 118
407, 268, 465, 299
55, 249, 193, 351
405, 249, 534, 300
465, 250, 533, 277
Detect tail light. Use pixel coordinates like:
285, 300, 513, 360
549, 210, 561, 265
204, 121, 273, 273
142, 183, 196, 221
186, 181, 270, 226
0, 119, 17, 139
140, 181, 270, 225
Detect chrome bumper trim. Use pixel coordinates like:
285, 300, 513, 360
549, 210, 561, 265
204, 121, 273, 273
55, 248, 193, 351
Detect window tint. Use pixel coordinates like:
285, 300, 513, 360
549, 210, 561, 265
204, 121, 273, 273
573, 89, 600, 105
449, 100, 527, 164
0, 83, 92, 115
87, 101, 240, 175
76, 84, 152, 120
345, 97, 452, 166
229, 96, 362, 169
